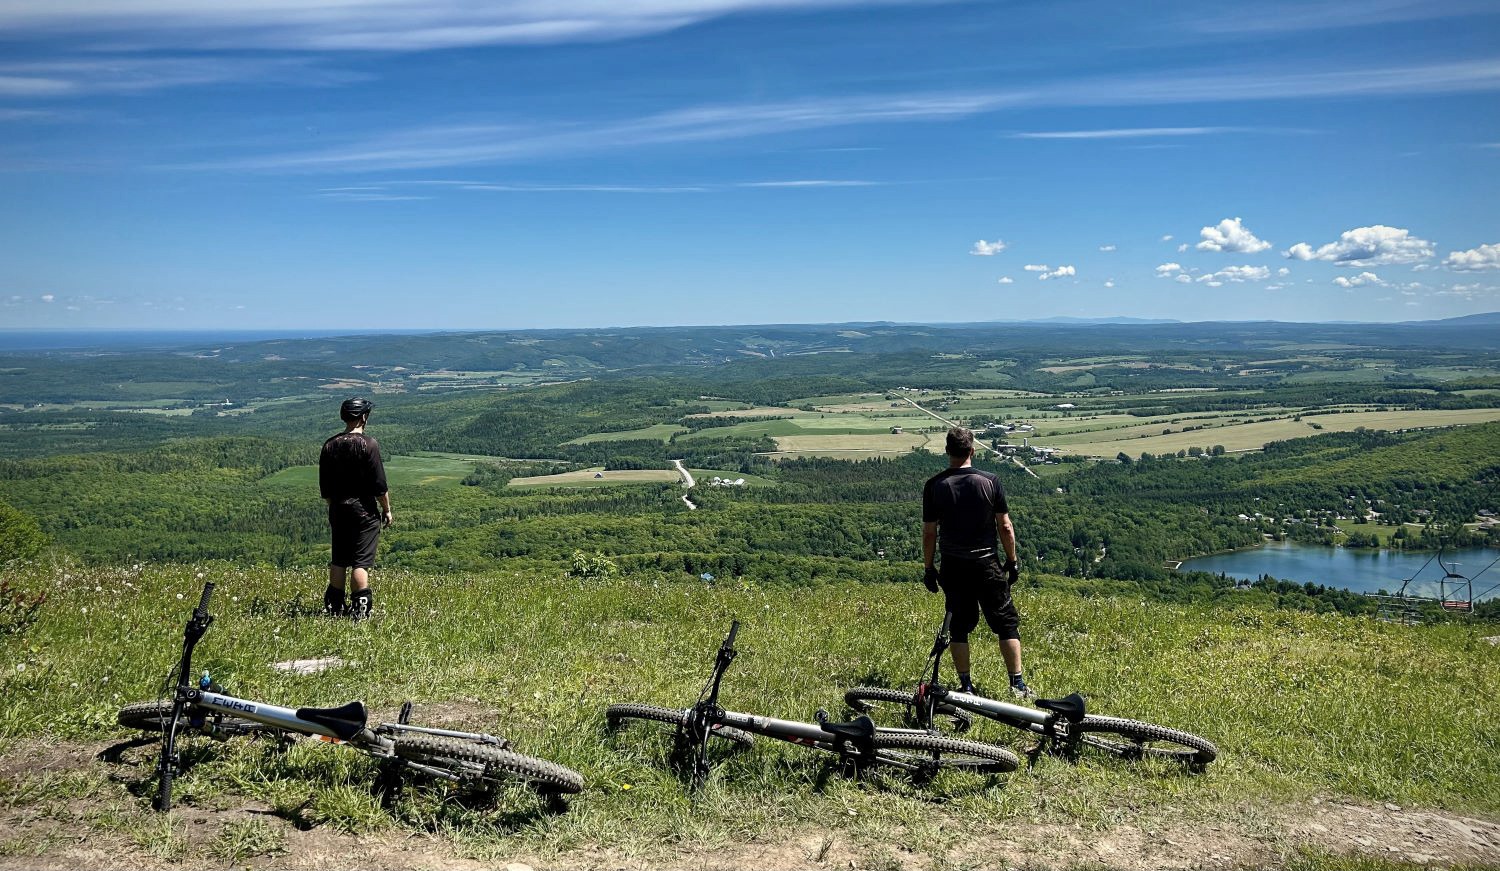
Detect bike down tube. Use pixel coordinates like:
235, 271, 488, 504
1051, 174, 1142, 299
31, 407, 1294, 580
943, 691, 1050, 729
716, 709, 831, 746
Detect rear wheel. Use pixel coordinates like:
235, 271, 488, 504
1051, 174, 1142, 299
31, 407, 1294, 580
871, 731, 1019, 775
1072, 716, 1217, 767
393, 734, 584, 794
605, 703, 755, 747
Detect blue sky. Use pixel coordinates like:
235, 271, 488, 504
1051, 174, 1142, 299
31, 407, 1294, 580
1, 0, 1498, 330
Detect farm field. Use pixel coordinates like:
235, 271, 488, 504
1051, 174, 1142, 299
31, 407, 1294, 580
564, 424, 686, 444
260, 454, 484, 491
1052, 408, 1500, 457
506, 467, 682, 488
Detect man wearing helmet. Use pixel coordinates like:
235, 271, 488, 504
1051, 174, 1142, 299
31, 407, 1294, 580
920, 426, 1031, 698
319, 397, 391, 619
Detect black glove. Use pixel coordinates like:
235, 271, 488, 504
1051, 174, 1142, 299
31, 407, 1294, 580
1002, 559, 1019, 585
922, 565, 940, 593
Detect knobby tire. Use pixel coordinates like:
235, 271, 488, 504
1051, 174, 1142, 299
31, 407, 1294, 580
117, 700, 264, 736
605, 702, 756, 747
871, 731, 1019, 773
843, 686, 971, 731
1073, 715, 1217, 766
392, 734, 585, 794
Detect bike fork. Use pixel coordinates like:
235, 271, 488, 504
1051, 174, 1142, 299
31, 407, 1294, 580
153, 702, 186, 812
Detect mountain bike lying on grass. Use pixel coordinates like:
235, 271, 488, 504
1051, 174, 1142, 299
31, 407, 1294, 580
119, 582, 584, 812
606, 620, 1020, 789
843, 614, 1217, 771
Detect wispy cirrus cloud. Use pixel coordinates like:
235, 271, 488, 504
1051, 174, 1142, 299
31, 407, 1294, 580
313, 178, 879, 199
0, 1, 948, 52
1011, 126, 1254, 139
202, 56, 1500, 172
1184, 0, 1492, 35
0, 57, 363, 98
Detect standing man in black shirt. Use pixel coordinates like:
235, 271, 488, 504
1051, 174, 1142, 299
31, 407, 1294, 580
319, 397, 391, 619
921, 426, 1031, 698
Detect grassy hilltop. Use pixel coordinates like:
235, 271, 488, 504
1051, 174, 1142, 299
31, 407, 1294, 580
2, 562, 1497, 869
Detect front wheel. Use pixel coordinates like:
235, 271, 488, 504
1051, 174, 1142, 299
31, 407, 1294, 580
872, 731, 1019, 775
392, 734, 585, 795
605, 703, 755, 747
843, 687, 972, 732
1072, 716, 1217, 767
117, 700, 267, 737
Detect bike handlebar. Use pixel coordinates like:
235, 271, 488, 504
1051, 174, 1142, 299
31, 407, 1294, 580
939, 611, 952, 637
725, 620, 739, 648
195, 583, 215, 618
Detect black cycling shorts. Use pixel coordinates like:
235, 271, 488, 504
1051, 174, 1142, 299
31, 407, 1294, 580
939, 555, 1021, 643
328, 498, 381, 569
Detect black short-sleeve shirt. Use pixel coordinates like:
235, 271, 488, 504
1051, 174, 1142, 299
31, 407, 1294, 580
922, 466, 1008, 560
319, 432, 388, 503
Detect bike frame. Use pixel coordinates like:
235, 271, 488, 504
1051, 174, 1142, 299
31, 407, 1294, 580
677, 621, 936, 784
909, 612, 1084, 753
150, 582, 512, 811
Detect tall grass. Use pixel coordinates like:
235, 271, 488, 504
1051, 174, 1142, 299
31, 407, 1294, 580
1, 559, 1496, 858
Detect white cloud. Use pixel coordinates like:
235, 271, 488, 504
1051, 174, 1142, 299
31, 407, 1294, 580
1104, 279, 1115, 288
997, 276, 1014, 284
1012, 127, 1246, 139
1277, 267, 1290, 276
1174, 274, 1193, 284
1284, 225, 1435, 266
1196, 217, 1271, 253
1038, 265, 1075, 280
1024, 264, 1048, 272
1444, 242, 1500, 271
1196, 265, 1271, 283
1155, 262, 1185, 276
41, 294, 54, 302
0, 1, 943, 52
1332, 271, 1383, 288
1161, 235, 1174, 242
971, 238, 1008, 256
1177, 243, 1189, 253
1099, 244, 1116, 252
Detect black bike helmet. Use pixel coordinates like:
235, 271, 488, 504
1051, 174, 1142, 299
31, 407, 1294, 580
340, 397, 374, 421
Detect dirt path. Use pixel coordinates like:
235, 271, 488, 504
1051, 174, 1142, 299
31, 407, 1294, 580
2, 739, 1497, 871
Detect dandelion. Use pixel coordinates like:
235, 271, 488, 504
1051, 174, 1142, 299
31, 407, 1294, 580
15, 664, 24, 672
176, 593, 184, 600
102, 675, 109, 683
70, 682, 78, 689
80, 607, 88, 615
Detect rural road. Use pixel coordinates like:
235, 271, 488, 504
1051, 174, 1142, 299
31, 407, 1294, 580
889, 392, 1041, 479
673, 459, 698, 510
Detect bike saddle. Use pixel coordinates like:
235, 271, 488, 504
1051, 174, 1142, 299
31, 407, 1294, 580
296, 700, 368, 741
1035, 693, 1087, 721
820, 713, 876, 742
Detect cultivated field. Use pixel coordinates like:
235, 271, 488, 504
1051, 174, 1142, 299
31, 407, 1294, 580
506, 468, 683, 488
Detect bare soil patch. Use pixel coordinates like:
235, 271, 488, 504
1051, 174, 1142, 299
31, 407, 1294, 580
2, 740, 1497, 870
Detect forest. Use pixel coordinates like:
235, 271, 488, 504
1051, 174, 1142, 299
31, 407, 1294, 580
1, 321, 1497, 621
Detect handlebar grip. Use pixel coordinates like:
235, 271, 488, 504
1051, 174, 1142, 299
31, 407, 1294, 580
725, 620, 740, 647
196, 583, 215, 615
939, 611, 953, 636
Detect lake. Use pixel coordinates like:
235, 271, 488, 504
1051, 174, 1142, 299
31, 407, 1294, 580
1179, 540, 1500, 602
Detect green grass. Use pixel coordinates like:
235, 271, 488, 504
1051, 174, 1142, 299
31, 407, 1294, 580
2, 562, 1497, 862
565, 424, 687, 445
262, 454, 481, 491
